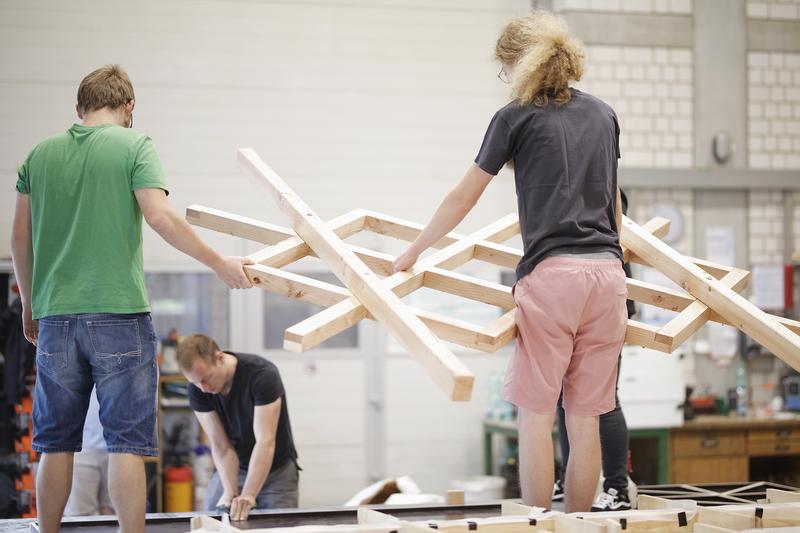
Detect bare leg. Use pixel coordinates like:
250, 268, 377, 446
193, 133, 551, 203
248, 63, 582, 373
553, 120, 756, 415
37, 452, 74, 533
517, 407, 556, 509
108, 454, 145, 533
564, 414, 601, 512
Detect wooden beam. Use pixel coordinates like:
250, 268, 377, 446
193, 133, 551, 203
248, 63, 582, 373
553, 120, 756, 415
248, 209, 367, 267
248, 263, 502, 351
187, 204, 295, 244
283, 213, 519, 353
239, 148, 475, 401
480, 310, 518, 352
247, 264, 350, 308
627, 276, 798, 339
655, 267, 750, 350
358, 508, 399, 526
697, 506, 755, 529
363, 209, 523, 269
622, 214, 800, 376
625, 319, 674, 353
191, 205, 796, 354
767, 489, 800, 504
188, 206, 517, 311
622, 216, 671, 263
553, 515, 606, 532
626, 278, 694, 312
424, 268, 514, 309
500, 500, 532, 516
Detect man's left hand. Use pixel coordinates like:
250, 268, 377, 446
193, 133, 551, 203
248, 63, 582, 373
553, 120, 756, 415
230, 494, 256, 521
22, 305, 38, 346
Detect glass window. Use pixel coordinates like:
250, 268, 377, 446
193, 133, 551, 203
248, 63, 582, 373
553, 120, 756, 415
145, 272, 229, 346
263, 272, 359, 350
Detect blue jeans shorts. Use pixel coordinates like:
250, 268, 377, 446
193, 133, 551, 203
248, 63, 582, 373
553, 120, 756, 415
32, 313, 159, 456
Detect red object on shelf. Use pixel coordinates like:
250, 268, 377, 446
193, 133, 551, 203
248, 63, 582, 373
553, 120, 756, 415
165, 465, 193, 483
785, 264, 794, 311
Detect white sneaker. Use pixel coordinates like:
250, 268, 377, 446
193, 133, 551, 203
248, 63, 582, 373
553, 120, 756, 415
591, 487, 632, 511
552, 479, 565, 501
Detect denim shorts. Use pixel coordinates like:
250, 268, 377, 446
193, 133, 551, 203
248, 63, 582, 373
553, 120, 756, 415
32, 313, 159, 456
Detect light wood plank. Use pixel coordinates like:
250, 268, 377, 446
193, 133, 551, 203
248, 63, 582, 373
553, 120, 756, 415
621, 215, 800, 370
697, 506, 755, 529
239, 148, 475, 401
622, 216, 671, 263
767, 488, 800, 504
283, 213, 519, 353
654, 267, 750, 349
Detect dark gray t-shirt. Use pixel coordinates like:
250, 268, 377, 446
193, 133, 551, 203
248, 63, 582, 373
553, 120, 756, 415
475, 89, 623, 280
189, 352, 298, 472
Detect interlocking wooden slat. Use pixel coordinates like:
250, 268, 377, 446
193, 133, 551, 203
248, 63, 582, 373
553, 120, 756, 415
182, 150, 800, 402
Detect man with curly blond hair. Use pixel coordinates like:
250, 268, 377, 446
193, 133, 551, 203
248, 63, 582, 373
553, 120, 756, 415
394, 12, 626, 512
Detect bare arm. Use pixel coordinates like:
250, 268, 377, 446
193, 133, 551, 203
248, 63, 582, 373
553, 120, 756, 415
232, 398, 282, 520
134, 188, 253, 289
10, 193, 37, 345
195, 411, 240, 506
392, 164, 494, 272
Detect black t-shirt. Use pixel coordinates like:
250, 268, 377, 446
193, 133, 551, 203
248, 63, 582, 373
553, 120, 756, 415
475, 89, 624, 281
188, 352, 297, 471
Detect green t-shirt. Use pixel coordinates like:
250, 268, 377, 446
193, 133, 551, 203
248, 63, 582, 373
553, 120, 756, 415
16, 124, 168, 320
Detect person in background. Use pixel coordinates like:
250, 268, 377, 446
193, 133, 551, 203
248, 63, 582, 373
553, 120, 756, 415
64, 389, 113, 516
553, 189, 637, 511
177, 334, 299, 520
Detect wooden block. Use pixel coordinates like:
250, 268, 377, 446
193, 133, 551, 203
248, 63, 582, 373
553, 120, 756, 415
636, 494, 681, 510
624, 319, 673, 353
621, 215, 800, 370
698, 506, 755, 529
554, 514, 606, 532
358, 508, 399, 526
400, 522, 440, 533
239, 149, 475, 401
480, 309, 518, 350
500, 500, 533, 516
446, 489, 465, 505
767, 488, 800, 504
692, 525, 733, 533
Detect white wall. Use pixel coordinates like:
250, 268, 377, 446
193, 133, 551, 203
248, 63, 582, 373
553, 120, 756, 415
0, 0, 527, 507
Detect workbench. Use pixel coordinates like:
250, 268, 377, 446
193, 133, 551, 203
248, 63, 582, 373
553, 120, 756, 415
482, 418, 671, 484
483, 414, 800, 487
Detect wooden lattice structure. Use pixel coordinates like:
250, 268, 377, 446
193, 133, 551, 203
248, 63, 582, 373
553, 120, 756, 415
188, 489, 800, 532
186, 149, 800, 402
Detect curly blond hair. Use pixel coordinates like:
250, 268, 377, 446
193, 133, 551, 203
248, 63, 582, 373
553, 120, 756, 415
495, 12, 585, 107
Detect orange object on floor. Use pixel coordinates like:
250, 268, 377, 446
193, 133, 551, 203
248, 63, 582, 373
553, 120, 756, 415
165, 465, 194, 511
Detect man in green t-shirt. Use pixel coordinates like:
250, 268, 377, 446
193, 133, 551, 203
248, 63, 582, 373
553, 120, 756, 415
10, 64, 252, 533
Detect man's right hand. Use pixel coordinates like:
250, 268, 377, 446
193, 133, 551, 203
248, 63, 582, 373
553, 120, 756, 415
214, 256, 254, 289
22, 305, 38, 346
216, 491, 236, 510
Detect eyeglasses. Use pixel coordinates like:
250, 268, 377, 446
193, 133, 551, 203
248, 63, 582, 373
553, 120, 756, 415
497, 67, 510, 84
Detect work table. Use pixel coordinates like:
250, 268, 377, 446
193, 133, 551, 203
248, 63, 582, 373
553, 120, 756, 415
483, 414, 800, 485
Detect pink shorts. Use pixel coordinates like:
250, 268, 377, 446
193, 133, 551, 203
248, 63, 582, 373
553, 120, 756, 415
503, 256, 627, 416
